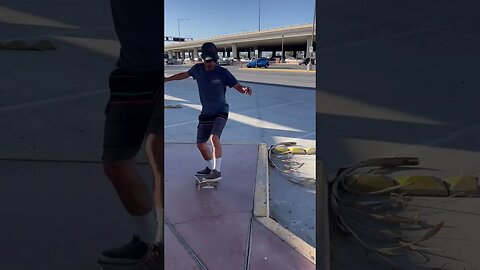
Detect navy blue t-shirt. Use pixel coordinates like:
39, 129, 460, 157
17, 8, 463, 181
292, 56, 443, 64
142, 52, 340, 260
188, 64, 238, 115
110, 0, 163, 72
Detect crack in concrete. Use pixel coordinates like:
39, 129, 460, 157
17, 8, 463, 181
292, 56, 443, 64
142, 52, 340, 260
171, 210, 252, 226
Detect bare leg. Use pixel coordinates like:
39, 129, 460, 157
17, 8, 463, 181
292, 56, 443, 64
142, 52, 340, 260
103, 159, 152, 216
197, 142, 213, 161
210, 135, 222, 158
145, 133, 163, 209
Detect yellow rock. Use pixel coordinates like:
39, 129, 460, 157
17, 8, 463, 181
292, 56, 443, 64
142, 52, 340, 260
305, 147, 316, 155
394, 175, 448, 196
446, 176, 478, 195
288, 147, 307, 154
272, 145, 289, 154
346, 174, 397, 192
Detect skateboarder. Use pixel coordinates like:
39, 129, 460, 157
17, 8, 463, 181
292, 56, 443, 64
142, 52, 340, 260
165, 42, 252, 182
99, 1, 163, 269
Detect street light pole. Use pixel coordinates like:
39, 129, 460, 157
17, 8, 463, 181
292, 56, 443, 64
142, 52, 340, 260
177, 18, 190, 42
281, 35, 284, 63
258, 0, 261, 31
307, 0, 316, 71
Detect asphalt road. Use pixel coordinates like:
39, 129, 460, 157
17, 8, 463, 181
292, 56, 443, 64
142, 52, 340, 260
165, 64, 316, 88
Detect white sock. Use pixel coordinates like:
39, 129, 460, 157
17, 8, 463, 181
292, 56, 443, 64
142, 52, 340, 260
155, 208, 164, 244
206, 159, 214, 169
134, 210, 156, 243
214, 157, 222, 172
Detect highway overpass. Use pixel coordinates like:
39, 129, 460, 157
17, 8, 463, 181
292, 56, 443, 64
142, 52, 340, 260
165, 24, 316, 60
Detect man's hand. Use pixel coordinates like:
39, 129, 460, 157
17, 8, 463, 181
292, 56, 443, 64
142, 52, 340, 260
242, 86, 252, 96
234, 83, 252, 95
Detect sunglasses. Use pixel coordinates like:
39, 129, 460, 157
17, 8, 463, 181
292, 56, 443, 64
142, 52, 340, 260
205, 59, 216, 63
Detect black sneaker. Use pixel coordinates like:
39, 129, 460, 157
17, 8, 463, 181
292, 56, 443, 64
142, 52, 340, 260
137, 243, 164, 270
195, 167, 211, 176
99, 235, 149, 264
203, 169, 221, 181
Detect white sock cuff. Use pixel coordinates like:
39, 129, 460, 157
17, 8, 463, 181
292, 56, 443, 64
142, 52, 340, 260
133, 210, 156, 243
206, 159, 214, 169
214, 157, 222, 171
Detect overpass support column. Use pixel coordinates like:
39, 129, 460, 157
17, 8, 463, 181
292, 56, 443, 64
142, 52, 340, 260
306, 37, 313, 58
193, 48, 199, 59
168, 51, 173, 58
232, 43, 238, 59
181, 51, 186, 59
254, 46, 259, 58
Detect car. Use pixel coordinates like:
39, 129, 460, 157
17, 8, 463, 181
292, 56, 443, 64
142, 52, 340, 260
269, 55, 282, 61
299, 57, 315, 65
246, 57, 269, 68
285, 57, 301, 63
218, 58, 232, 66
165, 58, 176, 65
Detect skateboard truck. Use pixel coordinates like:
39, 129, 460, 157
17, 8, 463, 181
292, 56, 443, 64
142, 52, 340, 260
195, 175, 219, 190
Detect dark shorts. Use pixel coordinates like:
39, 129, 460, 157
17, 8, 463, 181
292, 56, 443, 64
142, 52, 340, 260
102, 69, 163, 162
196, 113, 228, 144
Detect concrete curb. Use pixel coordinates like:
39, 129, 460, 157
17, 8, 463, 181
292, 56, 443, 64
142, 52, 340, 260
317, 160, 331, 270
239, 67, 316, 73
253, 143, 269, 217
253, 143, 316, 265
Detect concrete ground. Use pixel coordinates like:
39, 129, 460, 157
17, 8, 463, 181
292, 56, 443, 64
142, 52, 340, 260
318, 0, 480, 269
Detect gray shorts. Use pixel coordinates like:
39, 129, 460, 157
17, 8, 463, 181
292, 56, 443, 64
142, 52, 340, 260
102, 69, 163, 162
196, 113, 228, 144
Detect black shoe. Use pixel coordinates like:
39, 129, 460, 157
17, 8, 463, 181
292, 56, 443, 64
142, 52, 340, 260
195, 167, 211, 176
203, 169, 221, 181
99, 235, 149, 264
137, 243, 164, 270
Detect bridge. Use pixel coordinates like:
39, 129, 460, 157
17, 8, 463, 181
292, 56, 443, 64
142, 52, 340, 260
165, 24, 316, 60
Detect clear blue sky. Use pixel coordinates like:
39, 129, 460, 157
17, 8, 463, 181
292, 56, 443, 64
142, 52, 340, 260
164, 0, 315, 40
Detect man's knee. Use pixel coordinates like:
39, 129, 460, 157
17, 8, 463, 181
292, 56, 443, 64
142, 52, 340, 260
103, 160, 131, 180
197, 142, 208, 151
210, 135, 220, 144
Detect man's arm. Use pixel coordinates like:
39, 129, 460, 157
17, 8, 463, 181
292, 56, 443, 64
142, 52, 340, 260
233, 83, 252, 96
165, 72, 190, 82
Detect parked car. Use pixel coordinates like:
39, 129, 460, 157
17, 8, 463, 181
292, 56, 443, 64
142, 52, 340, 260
218, 58, 232, 66
247, 57, 269, 68
165, 58, 176, 65
285, 57, 301, 63
269, 55, 282, 61
299, 57, 315, 65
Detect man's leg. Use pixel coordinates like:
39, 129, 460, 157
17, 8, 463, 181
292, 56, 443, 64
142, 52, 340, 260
103, 160, 153, 215
205, 114, 227, 180
196, 116, 215, 175
145, 133, 163, 241
100, 69, 158, 264
197, 142, 213, 161
210, 135, 222, 171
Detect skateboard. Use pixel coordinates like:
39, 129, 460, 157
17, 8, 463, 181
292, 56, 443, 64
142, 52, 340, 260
195, 174, 219, 190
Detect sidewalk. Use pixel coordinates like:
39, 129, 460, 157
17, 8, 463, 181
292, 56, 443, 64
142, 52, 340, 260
163, 143, 315, 270
0, 143, 315, 270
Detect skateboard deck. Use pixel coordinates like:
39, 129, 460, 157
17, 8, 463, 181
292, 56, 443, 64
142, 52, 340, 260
195, 175, 219, 190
